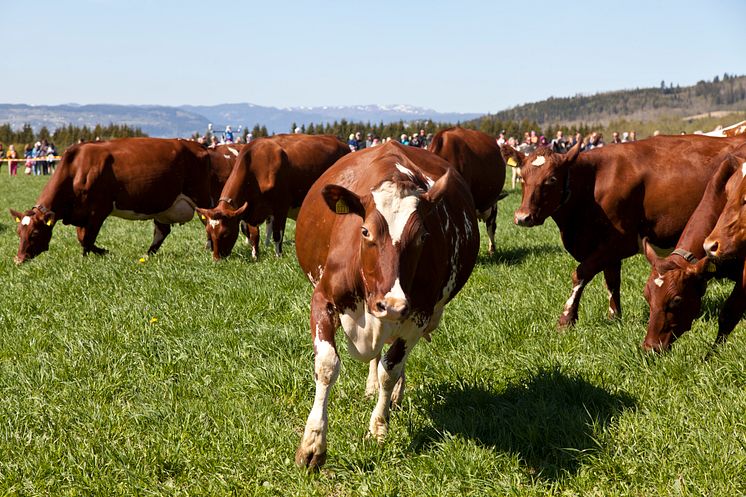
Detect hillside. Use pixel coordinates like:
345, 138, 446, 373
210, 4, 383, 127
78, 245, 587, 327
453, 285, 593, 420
476, 74, 746, 128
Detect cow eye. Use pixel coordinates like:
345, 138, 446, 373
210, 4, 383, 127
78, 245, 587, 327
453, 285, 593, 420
361, 226, 371, 239
669, 295, 683, 309
545, 176, 557, 185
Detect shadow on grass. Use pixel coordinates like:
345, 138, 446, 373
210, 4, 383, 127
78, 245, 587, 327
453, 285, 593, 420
479, 243, 563, 266
411, 367, 636, 482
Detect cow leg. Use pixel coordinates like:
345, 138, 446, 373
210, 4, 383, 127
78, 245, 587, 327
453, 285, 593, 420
714, 274, 746, 348
369, 337, 417, 442
296, 292, 340, 469
264, 216, 273, 247
240, 221, 260, 260
603, 260, 622, 319
558, 268, 589, 328
365, 356, 379, 398
77, 220, 108, 256
147, 221, 171, 255
271, 212, 287, 257
482, 205, 498, 255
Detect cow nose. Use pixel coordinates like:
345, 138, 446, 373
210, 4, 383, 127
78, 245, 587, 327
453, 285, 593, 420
374, 298, 409, 320
514, 211, 531, 226
703, 239, 718, 258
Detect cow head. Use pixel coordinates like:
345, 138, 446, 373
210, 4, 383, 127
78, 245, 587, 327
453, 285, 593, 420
641, 240, 711, 352
513, 142, 582, 227
9, 207, 56, 264
195, 201, 248, 260
321, 167, 452, 321
704, 164, 746, 261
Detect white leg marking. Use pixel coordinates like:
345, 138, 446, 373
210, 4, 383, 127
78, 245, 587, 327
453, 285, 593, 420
563, 282, 584, 315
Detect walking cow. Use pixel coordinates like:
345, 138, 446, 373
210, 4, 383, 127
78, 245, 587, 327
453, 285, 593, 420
293, 141, 479, 469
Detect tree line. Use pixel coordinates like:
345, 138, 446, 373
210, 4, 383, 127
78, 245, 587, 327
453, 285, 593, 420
0, 123, 147, 149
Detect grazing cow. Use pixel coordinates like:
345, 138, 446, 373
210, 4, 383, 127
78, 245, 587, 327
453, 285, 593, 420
9, 137, 212, 263
294, 141, 479, 469
642, 149, 746, 352
196, 134, 349, 260
512, 134, 746, 327
704, 155, 746, 262
429, 127, 507, 254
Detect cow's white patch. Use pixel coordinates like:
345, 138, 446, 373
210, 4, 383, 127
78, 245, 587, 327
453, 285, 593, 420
228, 147, 239, 157
564, 282, 584, 311
371, 181, 419, 244
654, 274, 664, 287
340, 301, 424, 362
112, 194, 196, 224
531, 155, 546, 167
741, 161, 746, 178
395, 162, 415, 179
223, 154, 231, 159
21, 216, 31, 226
208, 219, 220, 228
384, 278, 406, 301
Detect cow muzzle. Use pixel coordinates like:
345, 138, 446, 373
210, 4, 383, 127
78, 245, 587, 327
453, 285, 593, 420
513, 211, 537, 227
372, 297, 410, 321
702, 238, 720, 259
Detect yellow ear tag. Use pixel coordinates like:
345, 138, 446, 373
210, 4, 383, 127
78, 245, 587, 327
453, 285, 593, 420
507, 157, 517, 167
15, 217, 20, 223
335, 199, 349, 214
46, 219, 53, 226
200, 214, 206, 220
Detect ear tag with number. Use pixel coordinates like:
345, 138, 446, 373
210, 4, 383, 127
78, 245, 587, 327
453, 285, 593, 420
335, 199, 349, 214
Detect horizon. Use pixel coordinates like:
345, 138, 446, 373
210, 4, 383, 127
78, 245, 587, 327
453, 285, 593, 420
5, 0, 745, 114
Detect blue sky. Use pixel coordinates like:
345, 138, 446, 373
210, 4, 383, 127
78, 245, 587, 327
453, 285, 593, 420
5, 0, 745, 113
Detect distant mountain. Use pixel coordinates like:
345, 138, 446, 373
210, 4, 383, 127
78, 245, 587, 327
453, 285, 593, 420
0, 103, 480, 138
473, 75, 746, 127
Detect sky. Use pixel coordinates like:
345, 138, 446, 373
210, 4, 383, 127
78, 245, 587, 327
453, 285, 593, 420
4, 0, 746, 114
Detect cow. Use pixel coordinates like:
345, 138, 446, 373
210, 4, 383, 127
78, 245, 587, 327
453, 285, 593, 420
429, 127, 507, 254
704, 155, 746, 262
511, 134, 746, 327
195, 134, 349, 260
9, 137, 213, 264
642, 149, 746, 352
500, 143, 524, 189
293, 141, 479, 469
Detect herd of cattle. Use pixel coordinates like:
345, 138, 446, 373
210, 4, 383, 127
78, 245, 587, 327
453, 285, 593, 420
8, 127, 746, 468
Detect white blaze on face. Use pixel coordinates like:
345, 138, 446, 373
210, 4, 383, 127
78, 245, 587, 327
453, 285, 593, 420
209, 219, 220, 228
228, 147, 239, 157
654, 274, 665, 287
371, 181, 419, 244
741, 161, 746, 177
384, 278, 406, 301
21, 216, 31, 226
531, 155, 546, 167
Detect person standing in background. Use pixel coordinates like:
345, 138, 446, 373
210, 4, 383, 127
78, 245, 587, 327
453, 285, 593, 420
7, 144, 18, 176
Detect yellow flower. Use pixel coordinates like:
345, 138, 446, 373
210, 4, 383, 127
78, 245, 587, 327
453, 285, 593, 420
149, 317, 158, 324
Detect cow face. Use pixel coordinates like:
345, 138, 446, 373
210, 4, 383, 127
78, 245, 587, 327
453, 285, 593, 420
513, 142, 582, 227
641, 242, 710, 352
9, 208, 56, 264
196, 202, 248, 260
704, 168, 746, 261
321, 169, 451, 322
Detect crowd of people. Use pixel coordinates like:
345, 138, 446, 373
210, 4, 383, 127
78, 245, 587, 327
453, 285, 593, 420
346, 129, 433, 151
497, 128, 638, 156
0, 140, 58, 176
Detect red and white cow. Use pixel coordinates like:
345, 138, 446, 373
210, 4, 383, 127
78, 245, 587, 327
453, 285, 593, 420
293, 141, 479, 468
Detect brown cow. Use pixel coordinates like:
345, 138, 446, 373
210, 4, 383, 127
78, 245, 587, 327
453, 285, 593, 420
642, 149, 746, 352
196, 134, 349, 260
512, 134, 746, 327
429, 127, 507, 254
704, 157, 746, 262
9, 137, 212, 263
294, 141, 479, 469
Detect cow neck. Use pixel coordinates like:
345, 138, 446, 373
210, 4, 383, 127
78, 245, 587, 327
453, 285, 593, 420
550, 155, 588, 223
220, 163, 250, 209
35, 170, 73, 220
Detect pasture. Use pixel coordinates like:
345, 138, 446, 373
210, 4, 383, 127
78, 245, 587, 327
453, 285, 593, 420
1, 173, 745, 496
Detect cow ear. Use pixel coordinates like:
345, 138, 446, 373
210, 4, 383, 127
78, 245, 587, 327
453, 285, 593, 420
10, 209, 23, 223
642, 237, 661, 266
322, 184, 365, 217
688, 256, 717, 280
195, 207, 212, 222
564, 140, 583, 163
422, 168, 455, 205
43, 210, 56, 227
222, 202, 248, 219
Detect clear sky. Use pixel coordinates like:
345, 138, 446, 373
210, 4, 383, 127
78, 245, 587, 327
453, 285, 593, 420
4, 0, 745, 113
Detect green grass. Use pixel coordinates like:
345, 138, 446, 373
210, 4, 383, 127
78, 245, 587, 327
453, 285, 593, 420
1, 173, 745, 496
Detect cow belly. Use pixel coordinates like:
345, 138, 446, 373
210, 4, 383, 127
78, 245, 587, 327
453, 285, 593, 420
340, 301, 426, 362
112, 194, 196, 224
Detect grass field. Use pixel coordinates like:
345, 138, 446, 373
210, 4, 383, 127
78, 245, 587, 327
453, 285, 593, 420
1, 173, 745, 496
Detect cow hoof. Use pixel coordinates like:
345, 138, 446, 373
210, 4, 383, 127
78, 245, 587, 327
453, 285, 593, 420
295, 446, 326, 470
368, 415, 388, 443
557, 315, 577, 329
